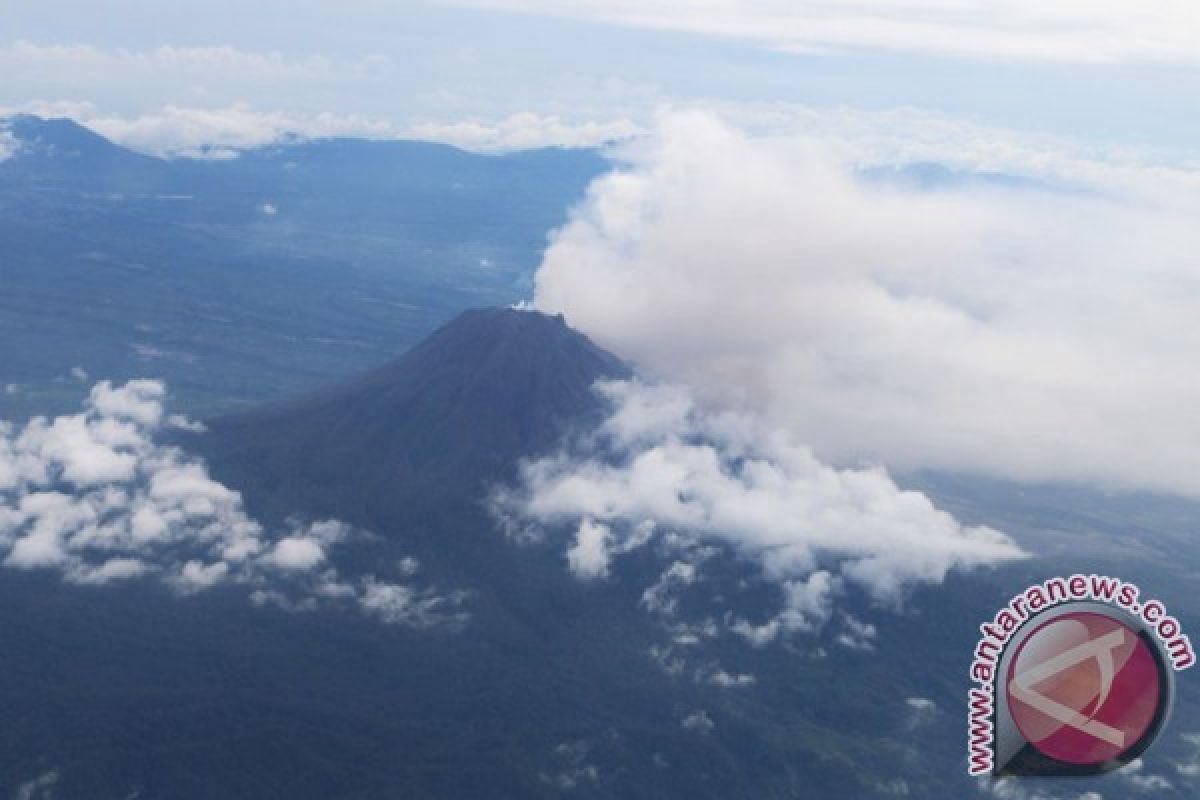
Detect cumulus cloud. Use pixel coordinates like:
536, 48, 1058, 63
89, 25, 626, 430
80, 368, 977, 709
565, 518, 613, 579
834, 614, 878, 652
640, 560, 697, 615
493, 379, 1023, 638
533, 110, 1200, 499
731, 571, 841, 646
681, 709, 714, 734
0, 381, 465, 628
458, 1, 1200, 66
357, 577, 470, 629
708, 670, 755, 688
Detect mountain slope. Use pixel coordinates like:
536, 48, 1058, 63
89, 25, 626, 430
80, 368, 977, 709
186, 308, 968, 799
201, 308, 630, 521
0, 114, 166, 186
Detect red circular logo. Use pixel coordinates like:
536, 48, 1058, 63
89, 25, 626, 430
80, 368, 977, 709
1006, 611, 1163, 765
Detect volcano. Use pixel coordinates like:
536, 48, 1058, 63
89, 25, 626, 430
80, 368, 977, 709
200, 308, 629, 533
0, 307, 1022, 799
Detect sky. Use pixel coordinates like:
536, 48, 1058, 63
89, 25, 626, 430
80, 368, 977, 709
2, 1, 1199, 155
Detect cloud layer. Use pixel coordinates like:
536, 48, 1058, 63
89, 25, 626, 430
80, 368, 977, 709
533, 111, 1200, 498
1, 99, 641, 158
494, 380, 1024, 636
459, 1, 1200, 66
0, 380, 465, 627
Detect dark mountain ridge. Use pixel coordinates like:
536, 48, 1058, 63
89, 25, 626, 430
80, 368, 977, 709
200, 308, 629, 523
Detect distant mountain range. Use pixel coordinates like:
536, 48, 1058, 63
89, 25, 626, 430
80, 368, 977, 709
0, 115, 609, 420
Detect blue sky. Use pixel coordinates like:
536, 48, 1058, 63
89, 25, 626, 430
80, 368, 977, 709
3, 1, 1199, 155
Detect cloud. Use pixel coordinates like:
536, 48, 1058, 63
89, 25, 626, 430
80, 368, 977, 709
708, 670, 755, 688
1176, 733, 1200, 778
456, 1, 1200, 66
12, 769, 59, 800
1, 41, 341, 78
86, 104, 401, 159
681, 709, 714, 734
1120, 759, 1173, 792
493, 379, 1024, 637
0, 42, 378, 117
0, 381, 465, 627
540, 741, 601, 790
731, 571, 841, 646
406, 112, 642, 152
262, 523, 344, 572
640, 560, 697, 615
357, 577, 470, 629
0, 129, 15, 162
905, 696, 935, 713
566, 518, 613, 579
2, 100, 641, 158
834, 614, 878, 651
533, 110, 1200, 498
978, 778, 1103, 800
697, 102, 1200, 195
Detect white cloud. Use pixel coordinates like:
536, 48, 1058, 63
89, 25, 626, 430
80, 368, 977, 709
834, 614, 878, 651
263, 536, 326, 571
708, 669, 755, 688
1120, 759, 1173, 792
407, 112, 642, 152
0, 380, 466, 628
0, 129, 15, 162
2, 100, 640, 158
357, 577, 470, 629
698, 102, 1200, 194
0, 42, 377, 110
905, 696, 936, 713
457, 1, 1200, 66
79, 103, 398, 159
68, 556, 149, 586
175, 559, 229, 592
978, 778, 1104, 800
165, 413, 207, 433
732, 571, 841, 646
1176, 733, 1200, 778
494, 379, 1024, 638
640, 560, 697, 615
12, 768, 59, 800
904, 695, 938, 730
565, 517, 613, 579
681, 709, 714, 734
533, 110, 1200, 498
